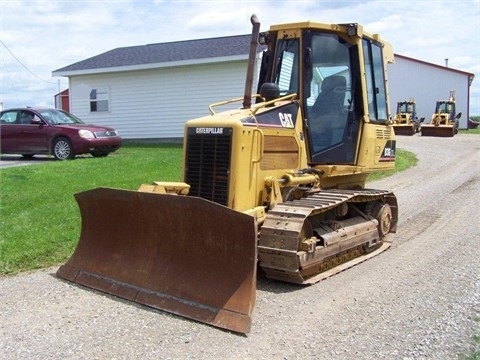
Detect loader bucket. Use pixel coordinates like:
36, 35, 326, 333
56, 187, 257, 334
393, 124, 415, 136
421, 124, 455, 137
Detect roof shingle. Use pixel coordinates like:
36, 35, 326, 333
54, 34, 251, 73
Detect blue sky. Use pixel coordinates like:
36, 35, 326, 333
1, 0, 479, 114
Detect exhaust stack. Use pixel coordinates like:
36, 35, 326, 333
242, 14, 260, 109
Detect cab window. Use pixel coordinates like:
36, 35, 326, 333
363, 39, 388, 122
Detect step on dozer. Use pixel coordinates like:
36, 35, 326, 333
56, 187, 257, 334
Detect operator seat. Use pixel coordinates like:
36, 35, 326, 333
313, 75, 346, 115
309, 75, 348, 152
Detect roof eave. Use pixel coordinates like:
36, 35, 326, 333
52, 54, 248, 77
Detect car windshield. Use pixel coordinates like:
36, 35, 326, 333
38, 109, 84, 125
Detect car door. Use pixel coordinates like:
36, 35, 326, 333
0, 110, 22, 153
18, 110, 52, 153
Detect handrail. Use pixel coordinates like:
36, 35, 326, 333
208, 95, 263, 115
251, 93, 297, 115
208, 93, 297, 116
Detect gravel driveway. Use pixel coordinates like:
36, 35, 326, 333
0, 155, 53, 168
1, 134, 479, 359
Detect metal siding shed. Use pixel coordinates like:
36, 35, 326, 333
388, 54, 473, 129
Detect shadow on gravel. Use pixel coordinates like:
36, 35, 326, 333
256, 271, 305, 294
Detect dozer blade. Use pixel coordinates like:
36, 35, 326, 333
56, 187, 257, 334
421, 125, 455, 137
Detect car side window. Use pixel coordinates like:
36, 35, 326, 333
0, 111, 19, 124
19, 111, 35, 125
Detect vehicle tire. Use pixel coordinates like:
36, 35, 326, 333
90, 151, 109, 158
21, 154, 35, 159
52, 137, 74, 160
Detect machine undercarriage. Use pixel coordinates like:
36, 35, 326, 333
259, 189, 397, 284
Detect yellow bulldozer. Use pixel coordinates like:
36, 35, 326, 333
421, 91, 461, 137
392, 99, 424, 135
57, 16, 398, 334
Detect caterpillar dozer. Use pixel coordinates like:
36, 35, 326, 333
57, 16, 398, 334
421, 91, 461, 137
392, 99, 424, 135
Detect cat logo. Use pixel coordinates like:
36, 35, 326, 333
279, 113, 294, 128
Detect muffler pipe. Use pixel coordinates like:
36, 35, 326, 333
242, 14, 260, 109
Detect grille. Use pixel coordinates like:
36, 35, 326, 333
185, 127, 232, 206
94, 130, 118, 138
375, 128, 391, 139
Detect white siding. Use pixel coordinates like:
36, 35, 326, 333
388, 57, 470, 128
69, 60, 248, 139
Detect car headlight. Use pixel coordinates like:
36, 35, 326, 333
78, 129, 95, 139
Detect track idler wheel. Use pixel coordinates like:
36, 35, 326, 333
368, 202, 393, 238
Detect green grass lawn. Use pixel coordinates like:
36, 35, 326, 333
0, 144, 182, 275
0, 143, 415, 276
367, 148, 417, 181
460, 128, 480, 134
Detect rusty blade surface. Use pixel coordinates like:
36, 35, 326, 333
56, 187, 257, 334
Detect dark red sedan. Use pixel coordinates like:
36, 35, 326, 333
0, 107, 122, 160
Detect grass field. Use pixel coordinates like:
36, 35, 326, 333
0, 144, 182, 275
460, 128, 480, 134
1, 144, 414, 276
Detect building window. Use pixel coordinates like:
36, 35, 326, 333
90, 88, 109, 112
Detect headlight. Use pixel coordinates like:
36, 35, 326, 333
78, 129, 95, 139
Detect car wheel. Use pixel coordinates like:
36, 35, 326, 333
90, 151, 109, 158
22, 154, 35, 159
53, 137, 74, 160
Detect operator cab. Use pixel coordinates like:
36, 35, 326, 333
257, 24, 390, 165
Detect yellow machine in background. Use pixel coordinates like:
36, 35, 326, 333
392, 99, 424, 135
421, 91, 461, 137
57, 16, 398, 334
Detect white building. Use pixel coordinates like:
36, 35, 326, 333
52, 35, 475, 139
388, 54, 474, 127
